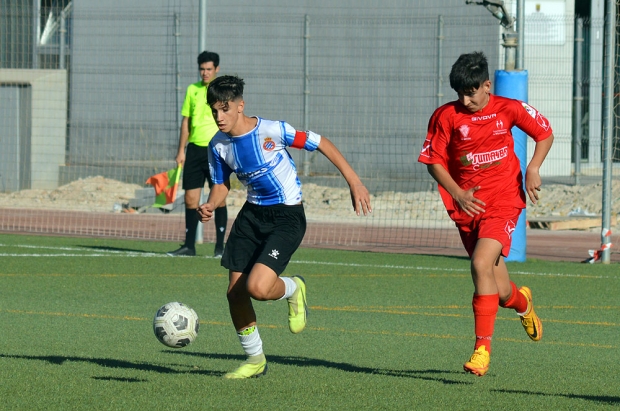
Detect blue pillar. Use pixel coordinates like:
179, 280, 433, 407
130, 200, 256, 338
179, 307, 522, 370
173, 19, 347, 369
494, 70, 528, 262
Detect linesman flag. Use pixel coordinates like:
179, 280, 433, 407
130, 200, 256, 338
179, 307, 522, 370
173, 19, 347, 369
146, 165, 182, 207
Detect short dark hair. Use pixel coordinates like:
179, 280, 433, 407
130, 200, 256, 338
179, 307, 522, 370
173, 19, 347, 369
449, 51, 489, 92
207, 75, 245, 106
197, 51, 219, 67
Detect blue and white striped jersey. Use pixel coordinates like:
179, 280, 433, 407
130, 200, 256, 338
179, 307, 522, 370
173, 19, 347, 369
208, 117, 321, 206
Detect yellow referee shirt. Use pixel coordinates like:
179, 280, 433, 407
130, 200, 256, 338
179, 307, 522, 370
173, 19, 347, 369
181, 81, 219, 147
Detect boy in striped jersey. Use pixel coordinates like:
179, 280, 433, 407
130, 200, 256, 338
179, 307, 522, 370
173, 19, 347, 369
197, 75, 372, 379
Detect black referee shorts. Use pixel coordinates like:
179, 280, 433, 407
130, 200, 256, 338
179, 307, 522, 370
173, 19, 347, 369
183, 143, 214, 190
221, 202, 306, 275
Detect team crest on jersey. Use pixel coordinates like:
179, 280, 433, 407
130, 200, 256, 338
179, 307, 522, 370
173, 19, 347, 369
522, 103, 537, 119
493, 119, 507, 135
263, 137, 276, 151
458, 124, 471, 140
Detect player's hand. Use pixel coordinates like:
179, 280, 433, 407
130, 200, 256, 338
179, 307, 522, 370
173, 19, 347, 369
197, 203, 214, 222
455, 186, 486, 217
525, 168, 542, 204
349, 184, 372, 216
175, 152, 186, 167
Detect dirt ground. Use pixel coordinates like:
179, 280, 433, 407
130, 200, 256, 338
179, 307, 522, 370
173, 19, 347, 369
1, 176, 619, 223
0, 176, 618, 263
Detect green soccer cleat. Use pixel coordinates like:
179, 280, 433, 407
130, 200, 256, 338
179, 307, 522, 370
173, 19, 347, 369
223, 354, 268, 379
463, 345, 490, 377
519, 286, 543, 341
287, 276, 308, 334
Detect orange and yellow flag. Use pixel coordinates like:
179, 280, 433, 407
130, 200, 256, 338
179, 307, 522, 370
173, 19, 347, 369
146, 165, 182, 207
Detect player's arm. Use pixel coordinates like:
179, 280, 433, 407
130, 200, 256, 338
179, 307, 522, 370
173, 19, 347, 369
197, 181, 230, 222
513, 102, 555, 204
316, 136, 372, 216
525, 133, 554, 204
175, 116, 190, 166
426, 163, 486, 217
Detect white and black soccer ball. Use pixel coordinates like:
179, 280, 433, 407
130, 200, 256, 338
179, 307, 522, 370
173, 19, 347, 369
153, 302, 199, 348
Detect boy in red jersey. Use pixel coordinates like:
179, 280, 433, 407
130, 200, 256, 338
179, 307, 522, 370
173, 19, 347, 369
418, 52, 554, 376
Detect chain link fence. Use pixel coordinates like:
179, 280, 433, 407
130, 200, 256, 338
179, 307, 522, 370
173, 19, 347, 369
0, 0, 618, 255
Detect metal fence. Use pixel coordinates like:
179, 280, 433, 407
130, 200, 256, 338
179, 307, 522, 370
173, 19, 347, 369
0, 0, 618, 258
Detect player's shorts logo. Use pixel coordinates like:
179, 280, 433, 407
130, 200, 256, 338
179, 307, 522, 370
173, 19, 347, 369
263, 137, 276, 151
505, 220, 517, 238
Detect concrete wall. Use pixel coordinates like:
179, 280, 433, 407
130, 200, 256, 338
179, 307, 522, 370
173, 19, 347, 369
65, 0, 502, 187
0, 69, 67, 190
0, 84, 31, 191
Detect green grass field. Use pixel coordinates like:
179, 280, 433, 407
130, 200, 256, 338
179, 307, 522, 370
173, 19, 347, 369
0, 233, 618, 410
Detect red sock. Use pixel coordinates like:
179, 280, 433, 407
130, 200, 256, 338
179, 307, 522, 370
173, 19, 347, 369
472, 293, 499, 353
500, 281, 528, 314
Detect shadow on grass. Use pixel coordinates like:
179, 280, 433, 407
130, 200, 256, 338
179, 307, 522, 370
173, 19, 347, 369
91, 376, 147, 383
0, 353, 224, 377
492, 389, 620, 405
79, 245, 157, 254
1, 352, 468, 385
168, 351, 472, 386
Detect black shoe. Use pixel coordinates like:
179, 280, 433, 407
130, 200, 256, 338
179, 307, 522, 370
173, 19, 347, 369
166, 246, 196, 257
213, 245, 224, 258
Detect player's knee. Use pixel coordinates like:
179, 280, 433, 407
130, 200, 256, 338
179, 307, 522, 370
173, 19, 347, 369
184, 190, 201, 208
470, 256, 493, 278
246, 282, 270, 301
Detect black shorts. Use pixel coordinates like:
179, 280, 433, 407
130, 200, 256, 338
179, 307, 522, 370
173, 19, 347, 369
183, 143, 214, 190
221, 202, 306, 275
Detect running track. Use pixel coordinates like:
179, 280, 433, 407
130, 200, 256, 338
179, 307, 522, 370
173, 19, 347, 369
0, 208, 617, 263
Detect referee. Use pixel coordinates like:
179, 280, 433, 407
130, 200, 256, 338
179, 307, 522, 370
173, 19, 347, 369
167, 51, 227, 257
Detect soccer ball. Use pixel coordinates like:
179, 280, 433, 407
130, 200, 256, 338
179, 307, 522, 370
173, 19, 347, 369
153, 302, 199, 348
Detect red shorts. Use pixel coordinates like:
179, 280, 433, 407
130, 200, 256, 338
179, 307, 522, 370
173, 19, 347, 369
457, 206, 522, 258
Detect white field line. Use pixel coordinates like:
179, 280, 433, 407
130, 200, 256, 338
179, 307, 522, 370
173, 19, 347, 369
291, 260, 613, 279
0, 243, 614, 279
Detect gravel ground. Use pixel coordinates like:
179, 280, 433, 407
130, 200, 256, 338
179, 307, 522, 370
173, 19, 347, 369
1, 176, 618, 228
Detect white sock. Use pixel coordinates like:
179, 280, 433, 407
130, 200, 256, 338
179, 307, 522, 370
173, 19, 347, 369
278, 277, 298, 300
237, 325, 263, 357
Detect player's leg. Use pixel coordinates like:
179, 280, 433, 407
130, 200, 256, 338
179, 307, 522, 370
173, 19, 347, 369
168, 143, 204, 257
495, 256, 527, 312
470, 238, 503, 295
243, 262, 306, 334
498, 254, 542, 341
220, 203, 271, 379
516, 286, 543, 341
493, 256, 512, 301
464, 237, 503, 376
246, 263, 285, 300
166, 188, 201, 256
206, 169, 227, 258
224, 270, 267, 379
252, 203, 308, 334
493, 209, 543, 341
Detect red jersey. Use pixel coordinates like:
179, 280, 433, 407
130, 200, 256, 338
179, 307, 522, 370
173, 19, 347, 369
418, 94, 553, 224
